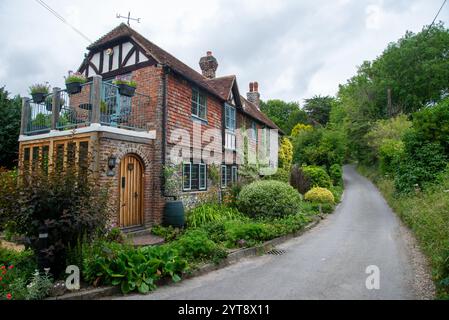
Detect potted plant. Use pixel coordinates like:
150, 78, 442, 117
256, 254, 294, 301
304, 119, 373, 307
29, 83, 50, 104
45, 96, 65, 112
65, 71, 87, 94
163, 164, 185, 228
113, 77, 137, 97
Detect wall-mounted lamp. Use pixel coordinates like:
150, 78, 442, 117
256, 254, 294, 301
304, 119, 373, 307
107, 156, 117, 177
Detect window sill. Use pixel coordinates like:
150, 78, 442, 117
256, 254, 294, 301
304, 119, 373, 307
191, 115, 208, 124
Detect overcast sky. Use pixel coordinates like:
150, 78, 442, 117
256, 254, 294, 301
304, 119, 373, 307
0, 0, 447, 104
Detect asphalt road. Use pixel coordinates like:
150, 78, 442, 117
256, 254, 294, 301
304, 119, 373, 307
116, 165, 427, 300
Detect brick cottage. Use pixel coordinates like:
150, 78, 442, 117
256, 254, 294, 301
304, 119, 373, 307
18, 23, 280, 231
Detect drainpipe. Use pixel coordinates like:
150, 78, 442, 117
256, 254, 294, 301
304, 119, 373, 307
161, 65, 169, 195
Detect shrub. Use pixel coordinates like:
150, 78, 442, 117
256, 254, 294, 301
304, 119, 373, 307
0, 168, 19, 230
278, 137, 293, 170
224, 221, 275, 248
171, 229, 227, 263
82, 241, 188, 294
237, 180, 302, 218
151, 225, 183, 242
263, 168, 290, 183
0, 246, 36, 281
329, 164, 343, 186
302, 166, 331, 188
378, 139, 404, 175
5, 161, 110, 276
394, 130, 448, 194
290, 165, 311, 194
304, 187, 335, 204
291, 123, 313, 137
186, 204, 243, 228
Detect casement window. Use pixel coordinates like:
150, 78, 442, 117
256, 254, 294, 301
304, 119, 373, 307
221, 165, 238, 188
183, 162, 207, 192
225, 104, 236, 150
191, 88, 207, 120
250, 121, 257, 141
53, 139, 90, 174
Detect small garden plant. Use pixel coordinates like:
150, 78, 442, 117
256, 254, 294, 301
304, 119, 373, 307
29, 83, 50, 95
65, 72, 87, 84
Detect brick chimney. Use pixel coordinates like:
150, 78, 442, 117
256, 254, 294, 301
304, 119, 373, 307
199, 51, 218, 79
247, 82, 261, 109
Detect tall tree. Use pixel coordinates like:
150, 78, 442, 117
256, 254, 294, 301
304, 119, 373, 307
303, 95, 335, 126
260, 100, 307, 134
0, 88, 22, 168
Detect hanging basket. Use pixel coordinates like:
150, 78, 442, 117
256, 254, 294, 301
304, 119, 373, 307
66, 82, 83, 95
117, 84, 136, 97
31, 93, 46, 104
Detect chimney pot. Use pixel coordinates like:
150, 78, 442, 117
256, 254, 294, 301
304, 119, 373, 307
249, 82, 254, 92
247, 81, 261, 110
207, 51, 212, 56
254, 82, 259, 92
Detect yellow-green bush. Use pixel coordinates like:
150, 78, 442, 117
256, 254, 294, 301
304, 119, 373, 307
304, 187, 335, 204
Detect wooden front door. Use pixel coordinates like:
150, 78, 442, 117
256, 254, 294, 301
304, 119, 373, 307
119, 154, 144, 228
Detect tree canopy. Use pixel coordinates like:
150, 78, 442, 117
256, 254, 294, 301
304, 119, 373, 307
0, 88, 21, 168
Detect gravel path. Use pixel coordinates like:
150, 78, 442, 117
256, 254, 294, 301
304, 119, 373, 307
112, 165, 435, 300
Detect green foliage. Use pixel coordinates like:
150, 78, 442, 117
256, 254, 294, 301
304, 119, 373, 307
378, 139, 404, 175
292, 127, 346, 169
238, 180, 302, 218
291, 123, 313, 138
0, 168, 18, 229
304, 187, 335, 204
329, 164, 343, 186
151, 225, 183, 242
223, 221, 275, 248
29, 83, 50, 95
303, 95, 335, 126
2, 163, 110, 276
302, 166, 331, 188
186, 204, 243, 228
65, 72, 87, 84
0, 247, 36, 281
82, 241, 188, 294
394, 131, 447, 194
171, 229, 227, 263
113, 79, 137, 88
260, 100, 306, 134
0, 88, 21, 168
263, 168, 290, 183
278, 137, 293, 170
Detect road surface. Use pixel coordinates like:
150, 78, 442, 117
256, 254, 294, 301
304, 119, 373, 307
115, 165, 433, 300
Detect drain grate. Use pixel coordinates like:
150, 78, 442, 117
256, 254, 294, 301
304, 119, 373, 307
267, 249, 286, 256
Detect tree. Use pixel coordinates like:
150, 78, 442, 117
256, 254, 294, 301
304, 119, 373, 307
303, 95, 335, 126
0, 88, 22, 168
278, 137, 293, 171
260, 100, 306, 134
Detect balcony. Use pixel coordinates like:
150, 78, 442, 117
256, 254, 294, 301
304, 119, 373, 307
20, 76, 154, 140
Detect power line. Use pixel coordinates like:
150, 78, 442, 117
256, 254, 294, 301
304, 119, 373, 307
427, 0, 447, 32
34, 0, 92, 44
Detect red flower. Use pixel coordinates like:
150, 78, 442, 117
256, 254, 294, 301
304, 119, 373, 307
8, 265, 13, 270
0, 266, 5, 270
0, 276, 3, 281
6, 293, 12, 300
1, 270, 6, 275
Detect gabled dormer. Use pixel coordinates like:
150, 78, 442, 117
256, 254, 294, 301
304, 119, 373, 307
78, 23, 158, 78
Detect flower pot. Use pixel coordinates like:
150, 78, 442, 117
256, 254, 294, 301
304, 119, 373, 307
31, 93, 46, 104
66, 82, 83, 94
117, 84, 136, 97
163, 200, 185, 228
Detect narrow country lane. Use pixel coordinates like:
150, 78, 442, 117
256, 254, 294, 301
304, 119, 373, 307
114, 165, 434, 300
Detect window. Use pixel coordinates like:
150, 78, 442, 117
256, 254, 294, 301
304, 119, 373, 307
232, 166, 238, 184
251, 121, 257, 141
22, 144, 50, 173
183, 162, 207, 191
221, 165, 238, 188
225, 104, 236, 150
191, 89, 207, 120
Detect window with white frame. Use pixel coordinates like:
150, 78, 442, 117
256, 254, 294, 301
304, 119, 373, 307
183, 162, 207, 191
225, 104, 236, 150
221, 165, 238, 188
191, 88, 207, 120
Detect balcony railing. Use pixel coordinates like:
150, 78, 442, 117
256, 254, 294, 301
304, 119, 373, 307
21, 75, 152, 136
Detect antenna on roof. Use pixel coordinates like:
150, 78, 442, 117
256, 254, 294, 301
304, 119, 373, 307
116, 12, 141, 26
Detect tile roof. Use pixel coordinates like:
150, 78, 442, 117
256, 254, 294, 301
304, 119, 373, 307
87, 23, 280, 131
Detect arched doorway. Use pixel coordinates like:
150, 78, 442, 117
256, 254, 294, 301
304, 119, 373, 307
119, 154, 144, 228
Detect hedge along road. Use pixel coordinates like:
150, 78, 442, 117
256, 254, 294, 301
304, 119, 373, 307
114, 165, 434, 300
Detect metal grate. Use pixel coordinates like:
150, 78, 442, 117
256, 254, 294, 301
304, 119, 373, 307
267, 249, 286, 256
